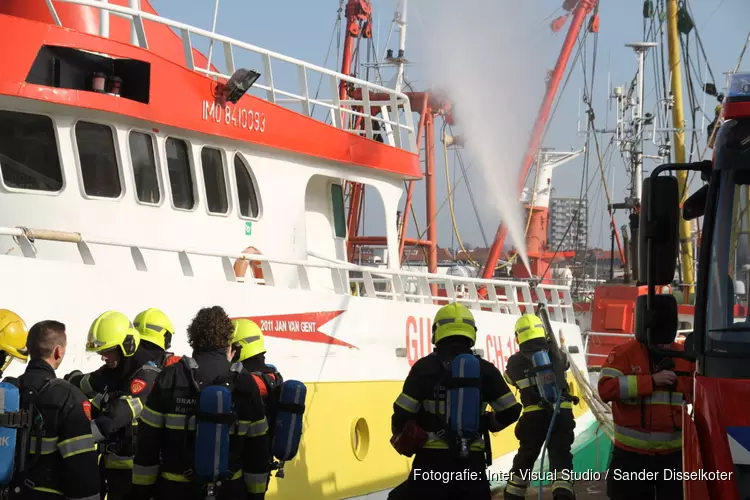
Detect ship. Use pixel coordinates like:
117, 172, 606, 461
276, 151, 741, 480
0, 1, 617, 499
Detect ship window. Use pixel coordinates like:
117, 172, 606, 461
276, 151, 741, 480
331, 183, 346, 238
0, 110, 62, 192
128, 131, 160, 204
165, 137, 194, 210
234, 154, 260, 219
201, 147, 228, 214
75, 121, 121, 198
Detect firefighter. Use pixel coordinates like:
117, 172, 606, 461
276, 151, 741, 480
503, 313, 578, 500
132, 308, 181, 368
132, 306, 271, 499
231, 319, 284, 482
231, 319, 283, 405
8, 320, 99, 500
67, 311, 161, 500
598, 324, 694, 500
389, 302, 522, 500
0, 309, 30, 379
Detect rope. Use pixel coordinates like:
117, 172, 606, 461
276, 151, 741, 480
449, 125, 491, 248
560, 334, 614, 440
443, 124, 481, 268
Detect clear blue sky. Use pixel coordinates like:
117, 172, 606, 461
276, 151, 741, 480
151, 0, 749, 252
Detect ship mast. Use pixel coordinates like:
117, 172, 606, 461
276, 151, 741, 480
619, 42, 657, 281
392, 0, 408, 94
341, 0, 373, 262
666, 0, 696, 299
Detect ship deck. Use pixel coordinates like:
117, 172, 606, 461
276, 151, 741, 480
492, 480, 607, 499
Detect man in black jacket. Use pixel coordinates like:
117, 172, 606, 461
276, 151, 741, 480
66, 310, 161, 500
389, 302, 522, 500
132, 306, 271, 499
503, 313, 577, 500
9, 320, 99, 500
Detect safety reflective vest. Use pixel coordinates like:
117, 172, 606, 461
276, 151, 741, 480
598, 340, 694, 455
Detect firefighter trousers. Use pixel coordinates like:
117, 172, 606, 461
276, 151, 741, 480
387, 449, 491, 500
606, 447, 682, 500
99, 461, 133, 500
504, 407, 576, 500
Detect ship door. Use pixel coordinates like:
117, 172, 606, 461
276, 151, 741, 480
304, 175, 348, 291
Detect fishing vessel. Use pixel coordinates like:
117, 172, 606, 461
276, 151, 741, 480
0, 1, 616, 499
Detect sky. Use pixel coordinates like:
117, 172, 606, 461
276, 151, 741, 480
151, 0, 750, 252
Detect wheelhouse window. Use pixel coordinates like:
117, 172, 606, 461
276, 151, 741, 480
165, 138, 194, 210
234, 154, 260, 219
75, 121, 121, 198
331, 183, 346, 238
129, 131, 160, 204
0, 111, 62, 192
201, 147, 228, 214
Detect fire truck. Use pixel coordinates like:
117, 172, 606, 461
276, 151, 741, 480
638, 72, 750, 500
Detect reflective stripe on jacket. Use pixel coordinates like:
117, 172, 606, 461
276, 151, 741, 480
598, 339, 694, 454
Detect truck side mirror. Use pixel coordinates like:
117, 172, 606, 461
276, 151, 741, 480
634, 294, 678, 345
683, 184, 708, 220
638, 175, 679, 286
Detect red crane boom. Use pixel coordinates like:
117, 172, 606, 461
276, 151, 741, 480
481, 0, 598, 279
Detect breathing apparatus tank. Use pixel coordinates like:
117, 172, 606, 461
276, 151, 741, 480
514, 310, 563, 405
531, 350, 560, 405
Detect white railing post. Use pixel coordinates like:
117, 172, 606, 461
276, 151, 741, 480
467, 283, 480, 311
500, 285, 516, 314
362, 86, 374, 140
129, 0, 148, 48
99, 0, 110, 38
298, 66, 311, 117
389, 93, 402, 149
180, 29, 195, 70
330, 76, 342, 129
222, 41, 235, 75
363, 270, 376, 297
262, 54, 275, 103
45, 0, 62, 26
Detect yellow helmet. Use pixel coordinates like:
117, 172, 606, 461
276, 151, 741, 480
431, 302, 477, 346
231, 319, 265, 362
0, 309, 29, 362
133, 308, 174, 350
87, 311, 139, 357
514, 313, 546, 344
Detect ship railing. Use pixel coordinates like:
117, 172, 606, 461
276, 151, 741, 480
348, 274, 574, 321
49, 0, 417, 153
1, 226, 576, 324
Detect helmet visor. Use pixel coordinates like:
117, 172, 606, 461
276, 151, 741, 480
134, 322, 169, 335
434, 317, 476, 329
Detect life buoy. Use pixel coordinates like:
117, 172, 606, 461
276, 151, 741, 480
233, 246, 264, 283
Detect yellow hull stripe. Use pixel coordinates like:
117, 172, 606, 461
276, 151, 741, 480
263, 374, 588, 500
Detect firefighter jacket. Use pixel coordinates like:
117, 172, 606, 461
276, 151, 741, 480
69, 345, 163, 470
10, 359, 99, 500
132, 349, 271, 499
69, 342, 171, 399
598, 339, 695, 455
392, 339, 522, 456
504, 337, 574, 413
